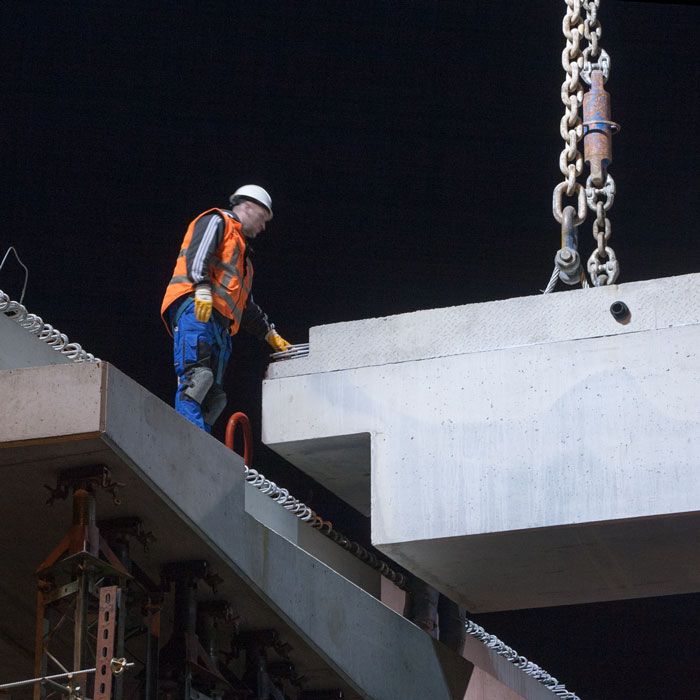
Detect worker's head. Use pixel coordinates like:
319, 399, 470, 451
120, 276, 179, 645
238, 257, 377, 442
229, 185, 273, 239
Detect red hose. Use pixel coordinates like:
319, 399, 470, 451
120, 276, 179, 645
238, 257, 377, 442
225, 412, 253, 467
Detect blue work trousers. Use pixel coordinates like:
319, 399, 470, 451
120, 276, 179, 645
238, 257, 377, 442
172, 300, 232, 432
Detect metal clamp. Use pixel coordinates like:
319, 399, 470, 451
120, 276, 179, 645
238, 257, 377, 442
110, 658, 129, 675
556, 247, 582, 286
582, 118, 620, 136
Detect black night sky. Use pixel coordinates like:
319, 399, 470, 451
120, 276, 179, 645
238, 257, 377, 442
2, 2, 699, 698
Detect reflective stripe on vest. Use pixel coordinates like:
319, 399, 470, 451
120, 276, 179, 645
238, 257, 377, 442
160, 208, 253, 336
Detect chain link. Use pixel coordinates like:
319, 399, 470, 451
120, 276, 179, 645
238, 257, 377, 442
557, 0, 586, 202
552, 181, 587, 225
583, 1, 600, 49
549, 0, 618, 291
585, 172, 615, 211
581, 0, 612, 86
547, 1, 587, 293
582, 0, 618, 285
581, 48, 610, 84
587, 245, 618, 285
586, 173, 618, 284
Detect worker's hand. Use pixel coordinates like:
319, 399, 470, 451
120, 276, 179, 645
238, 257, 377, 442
194, 284, 213, 323
265, 325, 292, 353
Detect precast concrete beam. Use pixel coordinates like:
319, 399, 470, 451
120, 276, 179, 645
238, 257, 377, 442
262, 273, 700, 611
0, 362, 552, 700
0, 312, 73, 370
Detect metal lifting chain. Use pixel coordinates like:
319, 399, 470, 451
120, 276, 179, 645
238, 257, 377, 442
548, 0, 619, 292
555, 0, 586, 221
581, 0, 619, 286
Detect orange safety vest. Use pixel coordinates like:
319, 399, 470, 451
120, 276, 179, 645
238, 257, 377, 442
161, 208, 253, 336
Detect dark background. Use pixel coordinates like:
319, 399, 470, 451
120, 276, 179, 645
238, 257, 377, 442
2, 1, 698, 698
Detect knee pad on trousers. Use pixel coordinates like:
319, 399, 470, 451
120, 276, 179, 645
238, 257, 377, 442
202, 384, 228, 425
182, 366, 214, 405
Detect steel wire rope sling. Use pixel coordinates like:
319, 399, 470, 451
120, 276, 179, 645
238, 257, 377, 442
0, 659, 134, 694
546, 0, 620, 293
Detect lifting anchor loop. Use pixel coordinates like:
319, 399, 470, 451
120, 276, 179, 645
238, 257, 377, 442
225, 411, 253, 467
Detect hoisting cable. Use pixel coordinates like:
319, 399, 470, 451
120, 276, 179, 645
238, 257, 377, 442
546, 0, 619, 293
0, 246, 29, 304
0, 659, 134, 691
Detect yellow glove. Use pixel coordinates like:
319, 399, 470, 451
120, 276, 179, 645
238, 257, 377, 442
265, 325, 292, 352
194, 285, 213, 323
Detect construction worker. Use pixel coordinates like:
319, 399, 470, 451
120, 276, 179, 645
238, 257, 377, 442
161, 185, 292, 432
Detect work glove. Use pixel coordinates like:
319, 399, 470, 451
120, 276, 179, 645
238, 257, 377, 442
194, 284, 213, 323
265, 324, 292, 352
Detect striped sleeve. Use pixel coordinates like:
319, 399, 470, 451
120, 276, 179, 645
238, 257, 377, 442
185, 213, 224, 284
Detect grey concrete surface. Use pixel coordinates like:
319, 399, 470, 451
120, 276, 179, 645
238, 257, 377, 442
0, 363, 103, 443
266, 273, 699, 380
262, 273, 700, 611
264, 433, 371, 515
245, 486, 380, 597
0, 362, 553, 699
0, 312, 73, 370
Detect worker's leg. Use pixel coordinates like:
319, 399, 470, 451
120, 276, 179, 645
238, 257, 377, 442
201, 384, 227, 430
173, 301, 215, 432
437, 594, 467, 654
201, 324, 232, 430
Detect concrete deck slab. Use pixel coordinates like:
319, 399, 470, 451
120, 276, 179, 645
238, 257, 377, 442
0, 361, 553, 700
262, 274, 700, 611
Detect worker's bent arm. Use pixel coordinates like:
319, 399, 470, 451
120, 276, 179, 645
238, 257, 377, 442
241, 295, 271, 340
185, 213, 225, 285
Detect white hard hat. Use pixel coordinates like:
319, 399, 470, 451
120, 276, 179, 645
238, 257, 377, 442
230, 184, 273, 218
